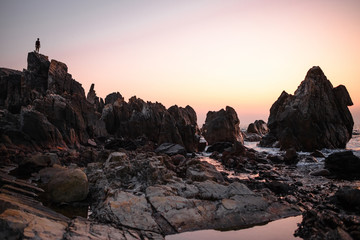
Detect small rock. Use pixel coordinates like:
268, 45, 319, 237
87, 139, 97, 147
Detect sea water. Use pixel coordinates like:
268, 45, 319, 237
166, 127, 360, 240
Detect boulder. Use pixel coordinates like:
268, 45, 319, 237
46, 168, 89, 203
202, 106, 243, 145
260, 66, 353, 151
325, 151, 360, 178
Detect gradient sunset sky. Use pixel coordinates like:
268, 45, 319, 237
1, 0, 359, 126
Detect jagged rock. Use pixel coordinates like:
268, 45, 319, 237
20, 106, 66, 149
166, 105, 201, 152
102, 96, 199, 152
325, 151, 360, 178
48, 59, 85, 97
25, 52, 50, 95
105, 92, 123, 105
202, 106, 243, 145
46, 168, 89, 203
247, 120, 269, 135
260, 66, 353, 151
86, 83, 104, 113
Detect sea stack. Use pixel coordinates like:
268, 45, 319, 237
260, 66, 354, 151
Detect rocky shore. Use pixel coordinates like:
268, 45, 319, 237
1, 53, 359, 239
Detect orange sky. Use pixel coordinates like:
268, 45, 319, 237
1, 0, 359, 126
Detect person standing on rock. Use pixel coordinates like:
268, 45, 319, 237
35, 38, 40, 53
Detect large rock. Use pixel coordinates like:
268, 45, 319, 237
46, 168, 89, 203
325, 151, 360, 178
101, 96, 200, 152
260, 66, 353, 151
20, 106, 66, 149
166, 105, 201, 152
202, 106, 243, 145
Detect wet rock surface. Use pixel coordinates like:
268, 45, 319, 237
260, 66, 354, 151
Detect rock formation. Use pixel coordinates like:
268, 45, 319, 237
202, 106, 243, 145
247, 120, 269, 135
260, 66, 354, 151
101, 96, 201, 152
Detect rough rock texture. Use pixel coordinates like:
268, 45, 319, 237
247, 120, 269, 135
202, 106, 243, 145
87, 151, 299, 236
260, 66, 353, 151
0, 52, 108, 150
20, 106, 66, 149
0, 170, 161, 239
325, 151, 360, 178
101, 97, 200, 152
86, 83, 104, 113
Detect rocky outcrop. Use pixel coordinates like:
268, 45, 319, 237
202, 106, 243, 145
87, 151, 299, 235
101, 97, 200, 152
0, 52, 108, 151
260, 66, 354, 151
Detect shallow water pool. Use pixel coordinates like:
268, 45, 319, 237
166, 215, 302, 240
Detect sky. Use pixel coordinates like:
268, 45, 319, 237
1, 0, 360, 127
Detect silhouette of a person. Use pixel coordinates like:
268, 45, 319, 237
35, 38, 40, 53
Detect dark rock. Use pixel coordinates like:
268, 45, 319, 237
16, 152, 59, 176
48, 59, 85, 97
26, 52, 50, 95
325, 151, 360, 178
166, 105, 200, 152
284, 148, 298, 165
202, 106, 243, 145
20, 106, 66, 149
247, 120, 269, 135
104, 92, 123, 105
310, 169, 331, 176
104, 138, 138, 151
260, 66, 354, 151
265, 181, 293, 195
155, 143, 186, 156
86, 83, 103, 113
206, 142, 233, 153
333, 187, 360, 211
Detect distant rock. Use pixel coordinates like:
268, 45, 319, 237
86, 83, 104, 113
260, 66, 354, 151
105, 92, 123, 105
202, 106, 243, 145
247, 120, 269, 135
101, 96, 200, 152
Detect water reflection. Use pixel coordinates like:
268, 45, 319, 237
166, 215, 302, 240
